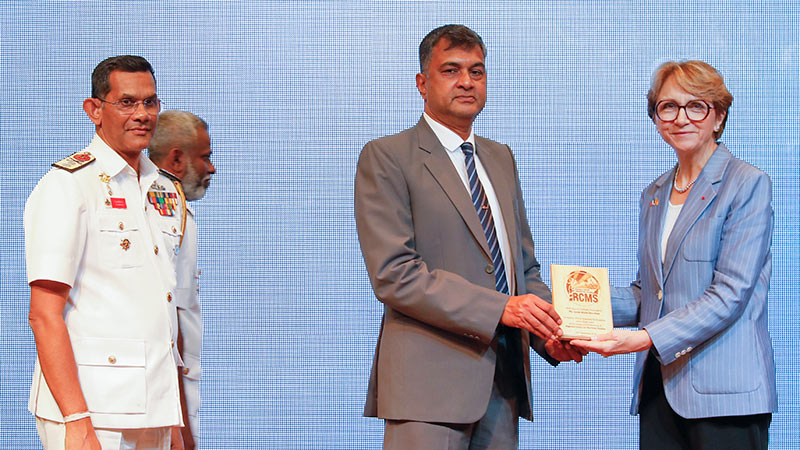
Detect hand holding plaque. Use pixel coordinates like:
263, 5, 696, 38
550, 265, 613, 340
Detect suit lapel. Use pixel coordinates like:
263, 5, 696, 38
662, 144, 731, 281
418, 120, 493, 259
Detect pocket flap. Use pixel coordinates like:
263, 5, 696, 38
98, 211, 139, 232
161, 223, 183, 238
72, 338, 146, 367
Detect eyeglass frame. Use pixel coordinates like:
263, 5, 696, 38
95, 96, 162, 115
655, 99, 714, 123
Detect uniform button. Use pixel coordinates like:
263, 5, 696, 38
485, 265, 494, 274
183, 367, 190, 375
675, 352, 681, 359
108, 355, 117, 364
120, 239, 131, 251
118, 221, 124, 230
167, 292, 173, 302
687, 346, 693, 352
171, 339, 175, 348
154, 245, 159, 255
172, 226, 177, 233
657, 290, 663, 301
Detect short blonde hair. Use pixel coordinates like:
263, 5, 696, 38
647, 60, 733, 139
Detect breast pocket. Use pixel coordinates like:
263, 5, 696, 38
73, 338, 147, 414
682, 212, 725, 262
98, 212, 143, 268
160, 223, 183, 262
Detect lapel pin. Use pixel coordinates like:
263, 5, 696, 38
650, 198, 659, 207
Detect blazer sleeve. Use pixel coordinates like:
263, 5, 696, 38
645, 171, 773, 365
611, 282, 641, 328
355, 139, 508, 345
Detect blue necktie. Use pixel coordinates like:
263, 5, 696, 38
460, 142, 508, 295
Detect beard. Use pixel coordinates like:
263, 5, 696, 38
182, 161, 210, 201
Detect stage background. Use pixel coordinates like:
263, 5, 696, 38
1, 1, 797, 449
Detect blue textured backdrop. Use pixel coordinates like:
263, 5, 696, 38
1, 1, 797, 449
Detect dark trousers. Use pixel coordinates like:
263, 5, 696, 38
638, 354, 771, 450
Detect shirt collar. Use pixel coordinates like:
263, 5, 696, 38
158, 168, 182, 183
87, 134, 158, 181
422, 112, 475, 154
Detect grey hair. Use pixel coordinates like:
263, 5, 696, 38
148, 110, 208, 164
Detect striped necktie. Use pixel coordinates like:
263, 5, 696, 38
460, 142, 508, 294
461, 141, 527, 412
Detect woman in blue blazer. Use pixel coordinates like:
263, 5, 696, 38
572, 60, 776, 450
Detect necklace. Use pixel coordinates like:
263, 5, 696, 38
673, 164, 697, 193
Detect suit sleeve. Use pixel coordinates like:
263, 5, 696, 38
507, 148, 558, 365
645, 171, 773, 365
355, 139, 508, 345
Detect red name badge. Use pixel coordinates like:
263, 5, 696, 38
110, 198, 127, 209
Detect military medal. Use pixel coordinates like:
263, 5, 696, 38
147, 190, 179, 216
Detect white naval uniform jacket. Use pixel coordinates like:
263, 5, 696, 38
175, 201, 202, 444
25, 135, 185, 429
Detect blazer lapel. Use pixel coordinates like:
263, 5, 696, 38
418, 120, 492, 259
662, 144, 731, 281
643, 172, 672, 288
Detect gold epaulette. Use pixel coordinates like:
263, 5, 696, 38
52, 152, 96, 172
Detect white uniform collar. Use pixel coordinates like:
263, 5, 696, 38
88, 134, 159, 182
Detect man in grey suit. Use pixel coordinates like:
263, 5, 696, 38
355, 25, 584, 449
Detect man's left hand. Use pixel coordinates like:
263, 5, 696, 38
544, 338, 587, 362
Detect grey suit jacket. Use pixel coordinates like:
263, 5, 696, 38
612, 143, 777, 419
355, 118, 553, 424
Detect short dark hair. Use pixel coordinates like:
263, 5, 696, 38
419, 25, 486, 73
91, 55, 155, 99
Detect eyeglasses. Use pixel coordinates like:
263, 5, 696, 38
97, 97, 161, 115
655, 100, 713, 122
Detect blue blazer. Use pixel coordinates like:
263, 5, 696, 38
612, 143, 777, 419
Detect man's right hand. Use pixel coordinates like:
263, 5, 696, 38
501, 294, 563, 340
65, 417, 101, 450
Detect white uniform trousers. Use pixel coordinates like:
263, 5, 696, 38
36, 418, 171, 450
